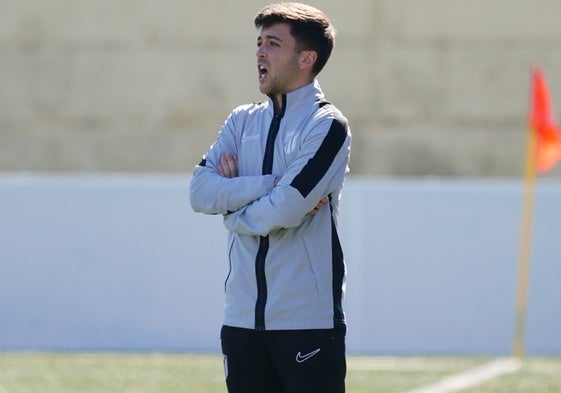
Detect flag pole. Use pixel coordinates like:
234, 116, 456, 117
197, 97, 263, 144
514, 67, 561, 358
512, 125, 537, 359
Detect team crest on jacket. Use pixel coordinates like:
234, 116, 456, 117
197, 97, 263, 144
284, 129, 299, 155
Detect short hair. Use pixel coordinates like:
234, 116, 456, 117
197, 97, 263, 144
254, 2, 336, 76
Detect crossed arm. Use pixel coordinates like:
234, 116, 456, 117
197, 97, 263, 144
218, 151, 328, 216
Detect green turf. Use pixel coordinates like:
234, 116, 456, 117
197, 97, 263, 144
0, 353, 560, 393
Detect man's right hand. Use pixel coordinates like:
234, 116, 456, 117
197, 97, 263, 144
218, 152, 238, 178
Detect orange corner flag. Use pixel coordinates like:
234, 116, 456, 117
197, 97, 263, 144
530, 68, 561, 173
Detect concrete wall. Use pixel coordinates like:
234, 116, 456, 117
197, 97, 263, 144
1, 174, 560, 355
2, 1, 561, 176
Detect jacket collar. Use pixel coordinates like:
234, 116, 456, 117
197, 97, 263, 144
267, 80, 325, 117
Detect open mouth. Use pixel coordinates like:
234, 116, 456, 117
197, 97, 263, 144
258, 64, 268, 82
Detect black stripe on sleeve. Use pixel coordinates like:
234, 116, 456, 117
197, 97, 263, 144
198, 158, 207, 167
290, 117, 347, 198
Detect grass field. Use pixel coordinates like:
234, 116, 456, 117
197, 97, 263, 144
0, 353, 560, 393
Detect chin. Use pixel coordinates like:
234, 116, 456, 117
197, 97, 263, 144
258, 84, 270, 95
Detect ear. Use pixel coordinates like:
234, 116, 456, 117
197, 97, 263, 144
299, 50, 317, 71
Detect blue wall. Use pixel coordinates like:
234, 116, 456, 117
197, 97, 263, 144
1, 174, 560, 355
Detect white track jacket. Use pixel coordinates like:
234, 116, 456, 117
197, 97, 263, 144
189, 80, 351, 331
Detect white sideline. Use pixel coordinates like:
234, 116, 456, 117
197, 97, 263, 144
402, 358, 521, 393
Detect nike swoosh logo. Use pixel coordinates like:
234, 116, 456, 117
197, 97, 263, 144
295, 348, 321, 363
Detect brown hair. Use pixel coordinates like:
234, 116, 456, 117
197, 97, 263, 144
254, 2, 336, 76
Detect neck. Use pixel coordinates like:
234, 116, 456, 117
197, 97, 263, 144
271, 93, 286, 116
272, 93, 283, 113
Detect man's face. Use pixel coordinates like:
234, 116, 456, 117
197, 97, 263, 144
256, 22, 302, 98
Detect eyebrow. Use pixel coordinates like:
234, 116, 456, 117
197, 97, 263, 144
258, 34, 283, 42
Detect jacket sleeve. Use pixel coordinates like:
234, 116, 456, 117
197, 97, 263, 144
223, 112, 351, 236
189, 110, 276, 215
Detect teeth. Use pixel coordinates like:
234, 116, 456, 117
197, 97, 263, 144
258, 65, 268, 81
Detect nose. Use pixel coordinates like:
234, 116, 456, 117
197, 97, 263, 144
256, 45, 265, 58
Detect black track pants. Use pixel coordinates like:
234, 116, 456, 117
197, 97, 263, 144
220, 325, 346, 393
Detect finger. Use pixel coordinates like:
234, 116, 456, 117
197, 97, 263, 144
315, 198, 327, 209
223, 152, 238, 178
228, 154, 238, 177
219, 154, 231, 177
217, 157, 226, 176
307, 205, 321, 216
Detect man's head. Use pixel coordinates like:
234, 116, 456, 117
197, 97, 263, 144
254, 2, 336, 77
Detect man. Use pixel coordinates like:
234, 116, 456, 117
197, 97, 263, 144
189, 3, 351, 392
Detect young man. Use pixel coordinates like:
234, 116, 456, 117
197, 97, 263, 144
189, 3, 351, 392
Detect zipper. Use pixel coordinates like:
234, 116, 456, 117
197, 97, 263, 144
254, 96, 286, 330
